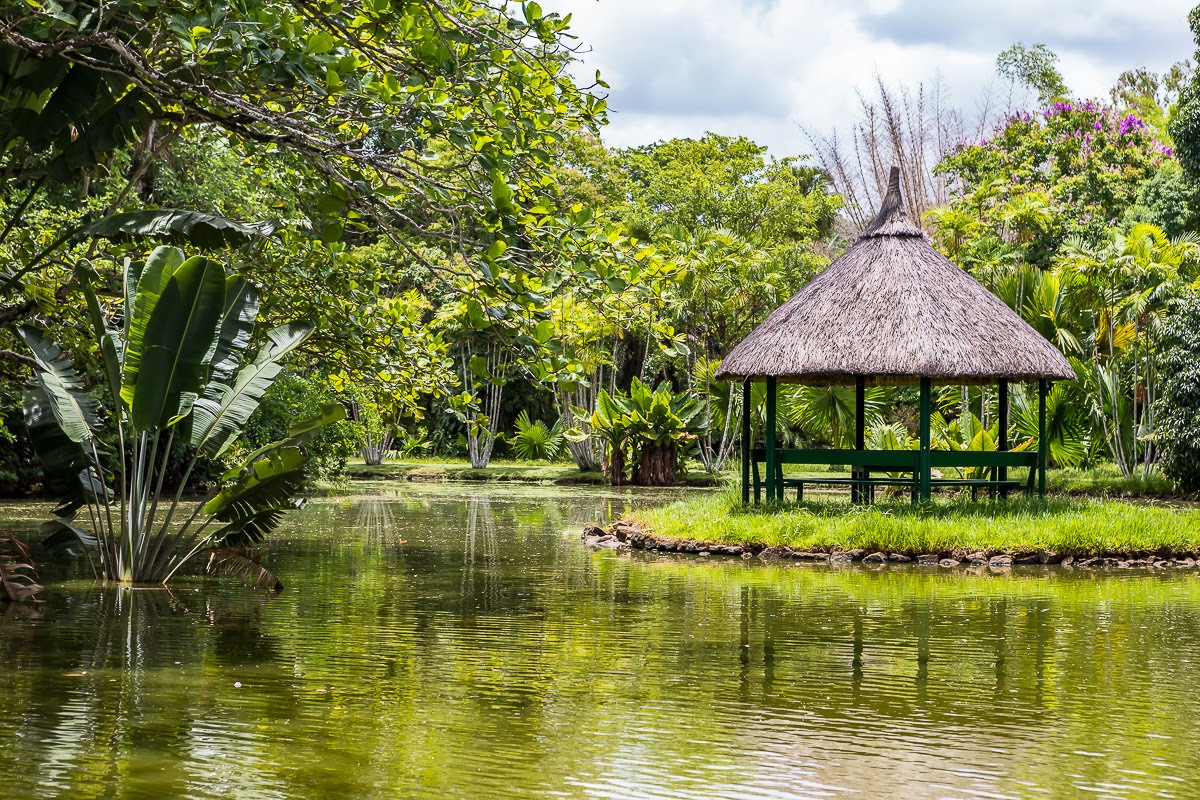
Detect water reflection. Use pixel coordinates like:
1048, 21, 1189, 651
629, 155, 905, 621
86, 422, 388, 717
1, 484, 1199, 800
462, 496, 501, 610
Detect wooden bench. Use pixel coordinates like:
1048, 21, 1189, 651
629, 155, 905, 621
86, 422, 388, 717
751, 447, 1040, 504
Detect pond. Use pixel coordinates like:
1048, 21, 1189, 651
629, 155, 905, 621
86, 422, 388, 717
3, 482, 1200, 799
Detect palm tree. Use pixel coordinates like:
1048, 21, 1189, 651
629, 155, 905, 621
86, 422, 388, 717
1054, 223, 1199, 476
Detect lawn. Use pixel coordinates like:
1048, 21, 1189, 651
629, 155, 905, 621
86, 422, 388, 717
631, 489, 1200, 557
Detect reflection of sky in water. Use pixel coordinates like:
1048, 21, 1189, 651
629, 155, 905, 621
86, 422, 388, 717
1, 482, 1198, 799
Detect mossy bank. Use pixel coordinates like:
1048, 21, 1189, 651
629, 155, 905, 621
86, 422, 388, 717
346, 460, 723, 487
598, 492, 1200, 565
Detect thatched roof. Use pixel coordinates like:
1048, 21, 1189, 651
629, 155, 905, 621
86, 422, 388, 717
716, 167, 1075, 385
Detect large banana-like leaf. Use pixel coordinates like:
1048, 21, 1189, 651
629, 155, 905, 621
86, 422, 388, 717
17, 326, 99, 444
23, 387, 95, 517
121, 246, 185, 411
204, 447, 307, 520
203, 547, 284, 592
78, 209, 278, 248
208, 509, 291, 547
129, 255, 227, 431
75, 270, 124, 409
189, 323, 313, 458
39, 518, 99, 553
208, 277, 260, 387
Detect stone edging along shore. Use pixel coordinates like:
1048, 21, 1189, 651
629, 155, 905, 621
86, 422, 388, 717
581, 523, 1200, 570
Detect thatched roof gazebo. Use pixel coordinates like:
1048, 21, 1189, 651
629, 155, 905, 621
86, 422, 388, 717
716, 166, 1074, 504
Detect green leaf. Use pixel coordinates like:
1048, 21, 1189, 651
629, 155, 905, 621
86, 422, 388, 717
208, 509, 289, 547
470, 354, 490, 379
129, 255, 227, 430
491, 172, 515, 213
204, 446, 307, 519
189, 323, 313, 458
121, 245, 185, 410
40, 518, 99, 552
78, 209, 277, 248
209, 277, 260, 387
23, 386, 94, 517
233, 403, 347, 467
17, 326, 99, 443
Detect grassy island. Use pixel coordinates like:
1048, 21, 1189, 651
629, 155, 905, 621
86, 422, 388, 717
631, 491, 1200, 558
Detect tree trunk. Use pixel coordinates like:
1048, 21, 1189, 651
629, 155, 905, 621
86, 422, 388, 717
633, 443, 677, 486
604, 445, 625, 486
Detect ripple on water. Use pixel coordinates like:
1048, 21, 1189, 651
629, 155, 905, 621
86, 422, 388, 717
3, 484, 1200, 799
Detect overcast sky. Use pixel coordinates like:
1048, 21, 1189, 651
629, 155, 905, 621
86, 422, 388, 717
558, 0, 1197, 159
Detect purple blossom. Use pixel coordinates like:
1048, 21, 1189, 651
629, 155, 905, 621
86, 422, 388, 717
1093, 120, 1103, 131
1044, 101, 1076, 118
1118, 114, 1147, 136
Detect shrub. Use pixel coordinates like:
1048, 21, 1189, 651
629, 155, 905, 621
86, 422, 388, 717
509, 411, 563, 461
1158, 293, 1200, 493
238, 373, 358, 481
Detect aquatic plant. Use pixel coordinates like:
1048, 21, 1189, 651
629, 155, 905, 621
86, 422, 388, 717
21, 247, 343, 585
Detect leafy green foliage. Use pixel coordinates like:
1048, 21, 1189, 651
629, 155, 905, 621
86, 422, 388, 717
509, 411, 564, 462
1170, 7, 1200, 179
78, 209, 277, 248
21, 247, 336, 585
996, 43, 1069, 104
238, 373, 358, 482
1157, 292, 1200, 492
936, 101, 1173, 266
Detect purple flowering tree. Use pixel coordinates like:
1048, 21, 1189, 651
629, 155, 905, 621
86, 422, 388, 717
936, 101, 1172, 266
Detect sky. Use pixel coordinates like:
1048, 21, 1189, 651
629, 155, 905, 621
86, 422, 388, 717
557, 0, 1198, 159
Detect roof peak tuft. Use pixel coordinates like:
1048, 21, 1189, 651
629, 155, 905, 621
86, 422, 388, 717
861, 166, 923, 238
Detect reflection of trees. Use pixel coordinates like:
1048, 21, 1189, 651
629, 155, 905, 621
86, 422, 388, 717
462, 496, 501, 610
355, 497, 397, 546
0, 587, 289, 799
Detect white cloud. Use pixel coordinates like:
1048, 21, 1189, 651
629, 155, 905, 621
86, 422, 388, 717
558, 0, 1196, 158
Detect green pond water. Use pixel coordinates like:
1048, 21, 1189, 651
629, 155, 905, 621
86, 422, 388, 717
3, 482, 1200, 799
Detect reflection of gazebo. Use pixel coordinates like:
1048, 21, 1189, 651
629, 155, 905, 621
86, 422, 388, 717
716, 167, 1075, 504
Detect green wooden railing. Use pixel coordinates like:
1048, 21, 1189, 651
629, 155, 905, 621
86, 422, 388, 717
747, 447, 1041, 504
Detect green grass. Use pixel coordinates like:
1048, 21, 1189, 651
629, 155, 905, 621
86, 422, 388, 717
1045, 464, 1179, 498
632, 488, 1200, 556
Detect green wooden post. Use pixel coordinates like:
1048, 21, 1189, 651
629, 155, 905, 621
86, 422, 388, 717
918, 377, 932, 503
1038, 379, 1048, 500
741, 378, 751, 505
854, 376, 865, 504
998, 380, 1009, 499
765, 376, 778, 502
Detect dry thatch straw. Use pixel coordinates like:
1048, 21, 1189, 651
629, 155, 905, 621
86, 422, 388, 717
716, 167, 1075, 386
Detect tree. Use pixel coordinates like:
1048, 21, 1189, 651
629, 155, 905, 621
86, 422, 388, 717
1170, 6, 1200, 179
1054, 224, 1199, 476
996, 43, 1070, 105
935, 101, 1175, 267
0, 0, 608, 370
1157, 292, 1200, 493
